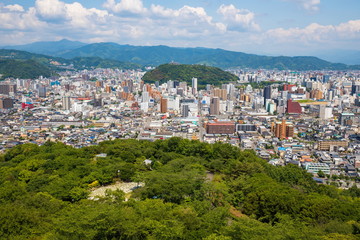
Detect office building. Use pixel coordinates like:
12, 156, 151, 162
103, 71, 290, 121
62, 96, 71, 110
210, 97, 220, 115
192, 78, 198, 95
181, 104, 189, 117
263, 86, 271, 105
160, 98, 168, 113
38, 86, 47, 98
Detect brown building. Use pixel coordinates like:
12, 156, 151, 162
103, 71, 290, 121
310, 89, 323, 100
0, 84, 16, 95
212, 88, 227, 100
210, 97, 220, 115
160, 98, 168, 113
318, 140, 348, 151
206, 121, 236, 134
0, 98, 13, 109
271, 119, 294, 139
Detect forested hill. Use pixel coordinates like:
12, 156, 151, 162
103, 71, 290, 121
0, 138, 359, 239
0, 59, 53, 79
142, 63, 239, 88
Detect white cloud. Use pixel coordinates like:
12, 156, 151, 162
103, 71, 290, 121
0, 5, 45, 30
284, 0, 321, 12
4, 4, 24, 12
35, 0, 67, 20
266, 20, 360, 44
103, 0, 146, 14
217, 4, 260, 32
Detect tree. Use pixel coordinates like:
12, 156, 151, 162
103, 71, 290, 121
318, 170, 325, 178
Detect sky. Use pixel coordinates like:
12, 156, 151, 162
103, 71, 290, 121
0, 0, 359, 56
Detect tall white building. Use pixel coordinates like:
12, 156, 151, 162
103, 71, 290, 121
62, 96, 71, 110
192, 78, 198, 95
319, 106, 333, 120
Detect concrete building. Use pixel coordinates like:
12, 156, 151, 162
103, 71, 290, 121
271, 119, 294, 139
319, 106, 333, 119
210, 97, 220, 115
192, 78, 197, 95
206, 121, 236, 134
318, 140, 348, 151
0, 98, 13, 109
160, 98, 168, 113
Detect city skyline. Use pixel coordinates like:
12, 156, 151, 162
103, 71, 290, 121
0, 0, 359, 57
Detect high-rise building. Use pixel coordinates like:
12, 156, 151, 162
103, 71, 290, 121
160, 98, 168, 113
62, 96, 71, 110
263, 86, 271, 105
181, 104, 189, 117
38, 86, 47, 98
213, 88, 227, 100
271, 119, 294, 139
210, 97, 220, 115
192, 78, 198, 95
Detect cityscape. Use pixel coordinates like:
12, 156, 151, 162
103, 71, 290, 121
1, 0, 360, 239
1, 67, 359, 185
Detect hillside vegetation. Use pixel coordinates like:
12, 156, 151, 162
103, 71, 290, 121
142, 63, 239, 88
0, 59, 53, 79
0, 138, 360, 239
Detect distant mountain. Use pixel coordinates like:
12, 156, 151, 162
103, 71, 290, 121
0, 49, 142, 73
0, 49, 66, 68
3, 40, 360, 70
70, 57, 142, 70
56, 42, 360, 70
3, 39, 87, 56
314, 50, 360, 65
142, 63, 239, 88
0, 59, 53, 80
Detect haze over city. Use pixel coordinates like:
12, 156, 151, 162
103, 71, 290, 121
0, 0, 359, 58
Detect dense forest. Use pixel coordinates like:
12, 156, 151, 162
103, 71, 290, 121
142, 63, 239, 88
0, 138, 359, 239
0, 59, 53, 80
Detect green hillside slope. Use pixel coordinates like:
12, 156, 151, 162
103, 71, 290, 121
0, 138, 359, 239
0, 59, 52, 79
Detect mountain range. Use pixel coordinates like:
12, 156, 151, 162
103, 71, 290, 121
2, 39, 360, 70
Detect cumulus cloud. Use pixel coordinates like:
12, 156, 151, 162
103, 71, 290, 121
0, 5, 45, 30
103, 0, 146, 14
266, 20, 360, 44
35, 0, 67, 20
217, 4, 260, 32
1, 0, 359, 56
4, 4, 24, 12
284, 0, 321, 12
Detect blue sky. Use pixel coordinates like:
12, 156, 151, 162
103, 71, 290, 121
0, 0, 359, 56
